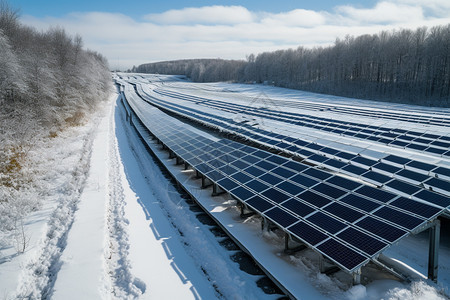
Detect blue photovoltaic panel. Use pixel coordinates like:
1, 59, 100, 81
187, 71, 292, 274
246, 195, 273, 212
259, 173, 284, 185
372, 162, 402, 174
303, 168, 333, 180
255, 160, 278, 171
406, 160, 436, 172
396, 169, 428, 183
356, 216, 407, 242
355, 186, 397, 203
373, 207, 424, 230
290, 174, 319, 188
230, 186, 254, 201
326, 176, 362, 191
276, 181, 305, 196
425, 178, 450, 193
337, 227, 387, 256
205, 170, 226, 181
352, 156, 378, 167
312, 183, 347, 199
324, 159, 347, 169
261, 188, 291, 203
230, 159, 251, 169
384, 155, 411, 165
217, 177, 239, 190
339, 194, 380, 212
386, 179, 421, 194
265, 207, 299, 227
245, 179, 270, 193
283, 161, 309, 173
342, 164, 367, 175
266, 155, 288, 165
231, 172, 252, 184
324, 202, 364, 223
272, 167, 296, 179
219, 165, 238, 175
361, 171, 392, 184
390, 197, 441, 219
288, 221, 328, 245
243, 166, 265, 177
282, 199, 315, 217
317, 238, 368, 271
414, 190, 450, 208
334, 151, 356, 160
307, 212, 346, 234
297, 190, 332, 208
241, 155, 259, 164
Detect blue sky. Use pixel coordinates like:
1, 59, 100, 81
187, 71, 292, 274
10, 0, 450, 70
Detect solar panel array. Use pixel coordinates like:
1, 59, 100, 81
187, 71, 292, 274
152, 88, 450, 156
130, 83, 450, 211
120, 84, 447, 274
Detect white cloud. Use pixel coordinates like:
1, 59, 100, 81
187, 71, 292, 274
144, 6, 254, 25
20, 2, 450, 70
336, 1, 424, 25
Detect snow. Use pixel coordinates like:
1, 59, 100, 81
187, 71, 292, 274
1, 76, 449, 299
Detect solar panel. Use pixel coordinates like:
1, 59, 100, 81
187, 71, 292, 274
245, 179, 270, 193
337, 228, 387, 256
265, 207, 299, 227
390, 197, 441, 219
356, 216, 407, 243
339, 194, 380, 212
326, 176, 362, 191
276, 181, 305, 196
307, 212, 346, 234
290, 174, 319, 188
288, 221, 328, 246
217, 177, 239, 190
282, 199, 315, 217
355, 186, 397, 203
259, 173, 284, 185
317, 239, 368, 272
261, 188, 291, 203
360, 171, 392, 184
312, 183, 347, 199
231, 172, 253, 184
297, 190, 332, 208
230, 186, 254, 201
246, 195, 273, 212
386, 179, 421, 195
373, 207, 424, 230
303, 168, 332, 180
323, 202, 364, 223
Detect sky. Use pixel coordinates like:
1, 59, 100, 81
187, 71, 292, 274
9, 0, 450, 70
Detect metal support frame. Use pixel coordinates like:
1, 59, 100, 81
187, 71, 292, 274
352, 269, 361, 285
201, 176, 213, 189
168, 151, 175, 159
284, 233, 307, 255
176, 157, 183, 165
240, 203, 255, 218
428, 219, 440, 282
212, 183, 226, 196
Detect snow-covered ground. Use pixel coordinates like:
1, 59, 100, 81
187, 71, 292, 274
1, 79, 449, 299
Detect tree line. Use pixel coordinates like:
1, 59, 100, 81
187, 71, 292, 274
132, 24, 450, 107
0, 0, 111, 237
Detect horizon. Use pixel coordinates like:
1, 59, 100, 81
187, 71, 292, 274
9, 0, 450, 70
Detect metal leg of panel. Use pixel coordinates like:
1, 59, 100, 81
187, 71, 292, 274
428, 219, 440, 283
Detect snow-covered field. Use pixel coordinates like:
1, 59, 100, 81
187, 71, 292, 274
1, 78, 449, 299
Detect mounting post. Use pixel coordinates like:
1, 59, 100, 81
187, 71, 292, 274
428, 219, 440, 282
353, 269, 361, 285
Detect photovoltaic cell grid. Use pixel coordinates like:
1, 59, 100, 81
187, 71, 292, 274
133, 84, 450, 210
155, 87, 450, 127
153, 88, 450, 157
121, 85, 447, 273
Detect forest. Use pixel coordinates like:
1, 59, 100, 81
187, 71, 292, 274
0, 1, 111, 241
133, 24, 450, 107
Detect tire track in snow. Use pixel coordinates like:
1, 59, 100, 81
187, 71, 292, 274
106, 98, 146, 298
14, 113, 100, 299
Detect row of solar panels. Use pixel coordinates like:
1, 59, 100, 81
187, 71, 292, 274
133, 84, 450, 211
119, 85, 446, 274
153, 88, 450, 157
153, 82, 450, 126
